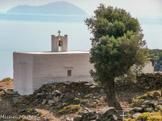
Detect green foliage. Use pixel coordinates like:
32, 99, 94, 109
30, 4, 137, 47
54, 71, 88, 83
85, 4, 148, 84
62, 103, 68, 107
131, 90, 161, 106
84, 93, 92, 98
57, 105, 82, 114
123, 118, 135, 121
124, 112, 162, 121
136, 112, 162, 121
18, 108, 41, 116
86, 5, 143, 44
74, 97, 87, 104
1, 77, 12, 82
131, 98, 144, 107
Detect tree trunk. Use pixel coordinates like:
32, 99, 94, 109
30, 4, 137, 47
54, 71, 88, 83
104, 79, 122, 110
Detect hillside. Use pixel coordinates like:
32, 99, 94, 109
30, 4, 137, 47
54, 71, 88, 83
7, 1, 87, 15
0, 77, 161, 121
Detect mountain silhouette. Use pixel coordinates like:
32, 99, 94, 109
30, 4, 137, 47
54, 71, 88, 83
7, 1, 87, 15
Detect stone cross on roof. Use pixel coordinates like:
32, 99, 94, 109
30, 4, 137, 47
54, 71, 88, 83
58, 30, 61, 36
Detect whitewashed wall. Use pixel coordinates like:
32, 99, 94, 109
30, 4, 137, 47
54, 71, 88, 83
13, 53, 33, 95
142, 61, 154, 73
32, 53, 93, 91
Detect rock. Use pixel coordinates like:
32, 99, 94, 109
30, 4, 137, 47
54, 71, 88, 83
48, 100, 55, 105
79, 108, 97, 121
157, 99, 162, 105
74, 115, 82, 121
36, 93, 43, 96
100, 89, 105, 94
145, 86, 150, 90
66, 117, 74, 121
89, 85, 97, 89
56, 103, 62, 109
42, 99, 47, 105
5, 90, 16, 95
116, 73, 162, 91
52, 90, 61, 96
18, 109, 26, 113
142, 100, 154, 106
129, 107, 143, 113
108, 115, 118, 121
98, 107, 117, 118
54, 97, 60, 102
141, 104, 148, 109
132, 113, 141, 118
63, 93, 75, 102
153, 91, 161, 99
12, 97, 19, 104
84, 83, 93, 86
144, 107, 153, 112
46, 94, 53, 99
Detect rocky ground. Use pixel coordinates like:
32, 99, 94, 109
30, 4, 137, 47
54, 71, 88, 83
0, 78, 161, 121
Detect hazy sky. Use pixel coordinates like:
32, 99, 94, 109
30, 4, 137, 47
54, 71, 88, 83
0, 0, 162, 17
0, 0, 162, 79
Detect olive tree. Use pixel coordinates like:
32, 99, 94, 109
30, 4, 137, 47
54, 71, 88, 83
85, 4, 148, 110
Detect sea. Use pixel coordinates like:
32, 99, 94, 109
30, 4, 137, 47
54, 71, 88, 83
0, 16, 162, 80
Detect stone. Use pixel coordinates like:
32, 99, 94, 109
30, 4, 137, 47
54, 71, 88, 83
36, 93, 43, 96
74, 115, 82, 121
111, 115, 118, 121
144, 107, 153, 112
142, 100, 154, 106
141, 104, 148, 109
78, 108, 97, 121
18, 109, 26, 113
66, 117, 74, 121
5, 90, 16, 95
100, 89, 105, 94
63, 93, 75, 102
48, 100, 55, 105
132, 113, 141, 118
12, 97, 19, 104
42, 99, 47, 105
153, 91, 161, 99
129, 107, 143, 113
52, 90, 61, 96
157, 99, 162, 105
89, 85, 97, 89
46, 94, 53, 99
54, 97, 60, 102
98, 107, 117, 118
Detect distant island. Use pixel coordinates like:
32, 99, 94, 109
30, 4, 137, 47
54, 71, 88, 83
7, 1, 87, 15
0, 1, 87, 22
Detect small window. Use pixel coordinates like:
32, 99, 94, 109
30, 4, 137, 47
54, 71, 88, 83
67, 70, 72, 76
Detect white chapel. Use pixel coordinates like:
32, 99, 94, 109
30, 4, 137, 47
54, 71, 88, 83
13, 31, 154, 95
13, 31, 93, 95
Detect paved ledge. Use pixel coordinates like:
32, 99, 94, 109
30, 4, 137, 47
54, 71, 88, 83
14, 51, 90, 55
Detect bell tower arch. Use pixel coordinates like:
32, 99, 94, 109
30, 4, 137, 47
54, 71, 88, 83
51, 30, 68, 52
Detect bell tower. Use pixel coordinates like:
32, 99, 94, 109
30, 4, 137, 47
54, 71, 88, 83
51, 30, 68, 52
